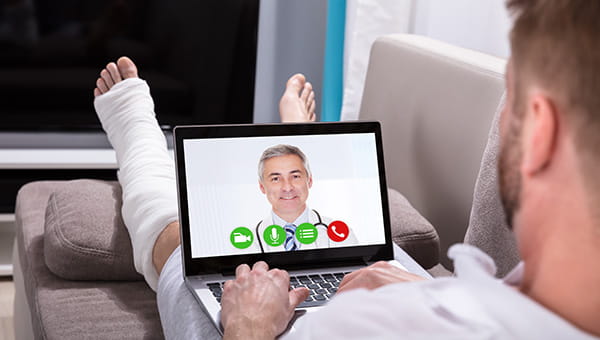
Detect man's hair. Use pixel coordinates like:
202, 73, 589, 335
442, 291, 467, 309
507, 0, 600, 186
258, 144, 312, 181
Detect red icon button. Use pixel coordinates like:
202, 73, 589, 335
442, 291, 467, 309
327, 220, 349, 242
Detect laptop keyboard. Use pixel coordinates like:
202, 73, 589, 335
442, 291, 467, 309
206, 271, 349, 307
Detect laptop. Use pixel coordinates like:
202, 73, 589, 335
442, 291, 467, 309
174, 121, 406, 333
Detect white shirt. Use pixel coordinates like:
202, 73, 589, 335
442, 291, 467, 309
284, 244, 598, 339
272, 207, 311, 228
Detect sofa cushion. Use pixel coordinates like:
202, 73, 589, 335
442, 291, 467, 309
388, 188, 440, 269
44, 179, 142, 281
16, 181, 163, 339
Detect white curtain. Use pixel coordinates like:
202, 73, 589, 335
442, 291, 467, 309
341, 0, 412, 121
340, 0, 511, 121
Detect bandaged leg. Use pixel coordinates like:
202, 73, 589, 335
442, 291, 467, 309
92, 56, 318, 292
94, 77, 178, 291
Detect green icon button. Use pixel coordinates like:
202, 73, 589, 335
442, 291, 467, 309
295, 223, 318, 244
263, 224, 286, 247
230, 227, 254, 249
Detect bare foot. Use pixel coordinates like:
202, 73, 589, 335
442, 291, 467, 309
93, 56, 139, 97
279, 73, 317, 122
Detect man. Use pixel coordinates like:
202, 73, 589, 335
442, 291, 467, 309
220, 0, 600, 338
255, 144, 357, 252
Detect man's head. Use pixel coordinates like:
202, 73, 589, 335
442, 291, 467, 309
499, 0, 600, 231
258, 144, 313, 222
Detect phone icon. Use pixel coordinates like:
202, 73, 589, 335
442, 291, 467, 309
331, 226, 345, 238
327, 221, 349, 242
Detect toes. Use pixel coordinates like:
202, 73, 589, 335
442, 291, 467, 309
300, 82, 311, 103
94, 56, 138, 96
106, 62, 122, 84
117, 56, 138, 79
307, 97, 315, 116
307, 90, 315, 109
96, 77, 109, 94
305, 82, 313, 94
100, 69, 114, 88
286, 73, 306, 94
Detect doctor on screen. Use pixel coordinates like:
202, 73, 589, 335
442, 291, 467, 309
255, 144, 357, 252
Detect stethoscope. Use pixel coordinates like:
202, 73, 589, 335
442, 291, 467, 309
255, 209, 327, 252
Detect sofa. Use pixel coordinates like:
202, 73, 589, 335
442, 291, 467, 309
359, 34, 511, 270
12, 33, 519, 338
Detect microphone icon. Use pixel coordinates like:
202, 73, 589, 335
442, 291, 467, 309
271, 227, 279, 242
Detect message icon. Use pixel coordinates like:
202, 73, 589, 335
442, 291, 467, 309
230, 227, 254, 249
295, 223, 318, 244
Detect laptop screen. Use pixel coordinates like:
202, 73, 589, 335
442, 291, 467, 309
175, 122, 393, 274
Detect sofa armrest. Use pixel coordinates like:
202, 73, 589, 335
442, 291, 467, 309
14, 180, 163, 340
43, 179, 141, 281
388, 188, 440, 269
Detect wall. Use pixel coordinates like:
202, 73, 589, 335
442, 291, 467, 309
252, 0, 328, 123
412, 0, 512, 58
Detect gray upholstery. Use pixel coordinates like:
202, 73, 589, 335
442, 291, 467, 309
387, 188, 439, 269
15, 181, 163, 340
44, 179, 141, 281
360, 34, 507, 268
359, 34, 519, 276
464, 98, 520, 277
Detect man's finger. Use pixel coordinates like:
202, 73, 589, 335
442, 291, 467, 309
269, 268, 290, 286
252, 261, 269, 273
371, 261, 393, 269
338, 269, 361, 290
289, 287, 310, 308
236, 263, 251, 278
337, 279, 358, 293
223, 280, 233, 290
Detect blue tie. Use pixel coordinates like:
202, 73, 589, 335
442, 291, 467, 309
284, 223, 298, 251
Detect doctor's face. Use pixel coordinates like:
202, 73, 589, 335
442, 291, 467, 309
259, 154, 312, 219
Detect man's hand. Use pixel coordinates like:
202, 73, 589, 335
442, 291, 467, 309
337, 261, 426, 293
221, 261, 310, 340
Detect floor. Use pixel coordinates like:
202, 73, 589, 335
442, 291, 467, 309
0, 278, 15, 340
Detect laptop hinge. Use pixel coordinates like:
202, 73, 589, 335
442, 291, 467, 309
217, 259, 368, 276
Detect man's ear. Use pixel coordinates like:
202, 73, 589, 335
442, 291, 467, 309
259, 181, 266, 194
522, 93, 558, 176
308, 176, 313, 188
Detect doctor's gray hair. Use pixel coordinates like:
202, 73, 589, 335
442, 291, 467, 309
258, 144, 312, 181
